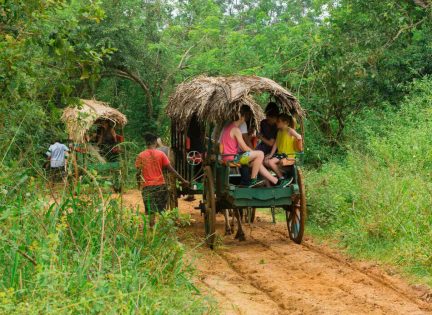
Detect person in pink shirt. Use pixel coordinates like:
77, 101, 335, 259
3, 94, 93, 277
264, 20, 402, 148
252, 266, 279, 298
220, 106, 285, 187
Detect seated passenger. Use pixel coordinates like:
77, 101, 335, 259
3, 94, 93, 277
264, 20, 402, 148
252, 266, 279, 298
256, 102, 279, 155
97, 120, 118, 161
220, 105, 283, 188
266, 114, 303, 183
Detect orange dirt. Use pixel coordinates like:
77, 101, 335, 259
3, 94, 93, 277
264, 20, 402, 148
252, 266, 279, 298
121, 190, 432, 315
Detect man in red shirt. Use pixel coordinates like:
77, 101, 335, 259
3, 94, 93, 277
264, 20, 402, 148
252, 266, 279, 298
136, 133, 188, 226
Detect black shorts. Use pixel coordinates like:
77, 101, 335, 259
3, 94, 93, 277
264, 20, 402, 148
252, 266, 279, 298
141, 185, 168, 214
49, 167, 66, 181
272, 153, 288, 160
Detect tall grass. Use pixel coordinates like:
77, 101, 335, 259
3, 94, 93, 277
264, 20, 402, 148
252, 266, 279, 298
0, 171, 212, 314
306, 77, 432, 285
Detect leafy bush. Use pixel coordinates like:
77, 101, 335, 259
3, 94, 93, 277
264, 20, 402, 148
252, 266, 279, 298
306, 77, 432, 284
0, 177, 211, 314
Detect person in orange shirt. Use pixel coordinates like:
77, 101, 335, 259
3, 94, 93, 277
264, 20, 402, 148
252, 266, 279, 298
136, 133, 188, 226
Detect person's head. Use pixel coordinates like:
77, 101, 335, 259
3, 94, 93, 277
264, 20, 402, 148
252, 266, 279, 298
235, 105, 252, 123
265, 102, 279, 124
102, 120, 115, 130
101, 120, 109, 128
144, 133, 158, 147
156, 137, 164, 147
276, 113, 296, 129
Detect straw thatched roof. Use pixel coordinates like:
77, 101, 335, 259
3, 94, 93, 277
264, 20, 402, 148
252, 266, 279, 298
166, 75, 304, 130
62, 99, 127, 144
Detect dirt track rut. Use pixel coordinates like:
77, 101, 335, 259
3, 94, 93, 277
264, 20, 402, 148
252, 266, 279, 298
121, 191, 432, 315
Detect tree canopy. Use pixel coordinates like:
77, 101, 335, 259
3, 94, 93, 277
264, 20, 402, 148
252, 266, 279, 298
1, 0, 431, 164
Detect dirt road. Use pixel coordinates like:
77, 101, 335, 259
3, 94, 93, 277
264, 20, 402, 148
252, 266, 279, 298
121, 191, 432, 315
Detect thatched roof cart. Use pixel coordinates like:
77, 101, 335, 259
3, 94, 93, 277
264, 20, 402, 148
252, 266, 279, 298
62, 99, 127, 192
62, 99, 127, 144
166, 75, 304, 131
166, 75, 306, 249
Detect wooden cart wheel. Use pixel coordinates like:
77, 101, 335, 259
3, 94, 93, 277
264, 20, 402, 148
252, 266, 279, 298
203, 166, 216, 249
286, 168, 306, 244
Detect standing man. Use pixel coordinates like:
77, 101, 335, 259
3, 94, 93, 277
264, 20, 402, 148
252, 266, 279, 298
46, 139, 69, 183
135, 133, 188, 226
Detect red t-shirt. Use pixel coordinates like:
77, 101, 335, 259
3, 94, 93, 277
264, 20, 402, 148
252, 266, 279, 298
135, 149, 170, 187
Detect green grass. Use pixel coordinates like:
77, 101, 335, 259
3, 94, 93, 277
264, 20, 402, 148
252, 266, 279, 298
0, 173, 214, 314
304, 78, 432, 287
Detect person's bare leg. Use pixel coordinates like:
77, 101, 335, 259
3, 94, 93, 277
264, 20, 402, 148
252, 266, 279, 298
268, 158, 283, 178
258, 165, 278, 185
247, 150, 264, 179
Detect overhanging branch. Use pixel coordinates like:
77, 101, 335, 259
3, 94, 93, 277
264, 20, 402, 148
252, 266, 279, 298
103, 68, 154, 116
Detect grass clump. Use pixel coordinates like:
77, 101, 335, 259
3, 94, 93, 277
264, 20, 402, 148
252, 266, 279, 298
0, 175, 212, 314
306, 77, 432, 285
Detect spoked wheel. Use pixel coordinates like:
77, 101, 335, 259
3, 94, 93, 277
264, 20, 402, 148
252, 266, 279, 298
203, 166, 216, 249
286, 168, 306, 244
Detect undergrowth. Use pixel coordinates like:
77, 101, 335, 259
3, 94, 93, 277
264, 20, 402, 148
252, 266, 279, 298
0, 172, 212, 314
306, 78, 432, 285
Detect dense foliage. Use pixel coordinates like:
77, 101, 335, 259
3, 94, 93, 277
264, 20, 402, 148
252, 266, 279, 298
2, 0, 431, 161
307, 77, 432, 284
1, 0, 432, 309
0, 0, 113, 172
0, 177, 210, 313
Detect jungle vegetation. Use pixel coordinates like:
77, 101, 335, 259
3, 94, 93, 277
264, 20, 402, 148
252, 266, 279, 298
1, 0, 431, 312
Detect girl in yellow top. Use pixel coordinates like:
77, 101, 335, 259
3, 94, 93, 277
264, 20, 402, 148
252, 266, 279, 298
265, 114, 303, 181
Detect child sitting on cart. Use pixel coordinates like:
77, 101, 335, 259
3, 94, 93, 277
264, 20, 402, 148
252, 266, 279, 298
265, 114, 303, 184
220, 106, 288, 188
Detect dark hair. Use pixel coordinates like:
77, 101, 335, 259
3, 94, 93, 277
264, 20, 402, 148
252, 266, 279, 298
265, 102, 279, 117
237, 105, 252, 121
144, 133, 158, 145
265, 102, 278, 113
278, 113, 295, 127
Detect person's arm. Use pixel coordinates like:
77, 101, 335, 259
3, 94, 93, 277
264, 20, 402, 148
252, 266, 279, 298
242, 133, 253, 149
258, 134, 275, 147
233, 128, 252, 152
46, 146, 52, 164
239, 122, 253, 149
257, 122, 275, 147
111, 128, 117, 143
160, 153, 188, 185
166, 164, 189, 185
269, 141, 278, 158
135, 155, 143, 189
288, 128, 303, 152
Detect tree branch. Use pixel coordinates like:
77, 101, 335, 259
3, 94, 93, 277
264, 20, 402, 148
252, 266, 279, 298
412, 0, 431, 8
382, 16, 427, 50
159, 44, 195, 101
3, 239, 37, 266
103, 68, 154, 116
